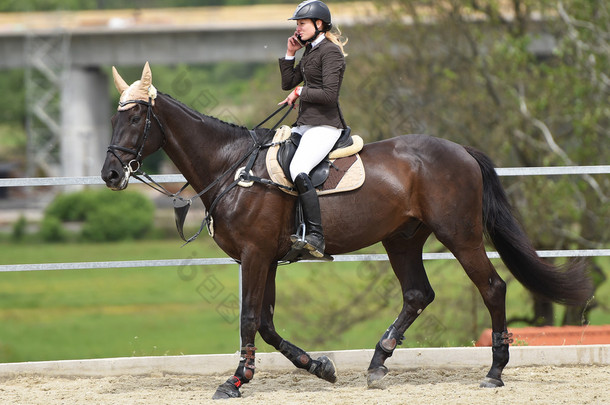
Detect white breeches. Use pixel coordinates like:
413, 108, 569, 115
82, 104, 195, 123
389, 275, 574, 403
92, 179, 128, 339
289, 125, 343, 181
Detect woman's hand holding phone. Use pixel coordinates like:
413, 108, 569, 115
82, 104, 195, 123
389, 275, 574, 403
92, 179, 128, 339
286, 32, 304, 56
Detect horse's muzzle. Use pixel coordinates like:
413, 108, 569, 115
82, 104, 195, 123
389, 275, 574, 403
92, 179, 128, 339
101, 167, 130, 190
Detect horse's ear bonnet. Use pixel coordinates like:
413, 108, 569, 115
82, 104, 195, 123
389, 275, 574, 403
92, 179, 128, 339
113, 62, 157, 111
112, 66, 129, 94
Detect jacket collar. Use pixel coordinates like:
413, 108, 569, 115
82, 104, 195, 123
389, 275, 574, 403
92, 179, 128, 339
305, 37, 326, 54
310, 33, 326, 48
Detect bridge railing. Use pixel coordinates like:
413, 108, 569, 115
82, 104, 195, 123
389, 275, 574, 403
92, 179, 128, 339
1, 165, 609, 273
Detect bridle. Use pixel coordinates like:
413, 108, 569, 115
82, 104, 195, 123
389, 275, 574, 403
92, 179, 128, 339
107, 97, 165, 181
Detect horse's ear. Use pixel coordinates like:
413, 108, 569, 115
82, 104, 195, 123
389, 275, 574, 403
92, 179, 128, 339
140, 61, 152, 88
112, 66, 129, 94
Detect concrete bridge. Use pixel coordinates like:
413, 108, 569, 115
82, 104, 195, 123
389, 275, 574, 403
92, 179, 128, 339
0, 3, 374, 178
0, 2, 554, 179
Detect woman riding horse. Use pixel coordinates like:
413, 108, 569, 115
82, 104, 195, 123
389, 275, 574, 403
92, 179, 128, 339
278, 0, 349, 258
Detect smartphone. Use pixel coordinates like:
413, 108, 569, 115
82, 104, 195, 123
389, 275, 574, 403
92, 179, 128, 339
295, 34, 305, 47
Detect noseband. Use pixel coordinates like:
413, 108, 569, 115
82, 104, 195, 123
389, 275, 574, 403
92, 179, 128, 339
107, 98, 165, 177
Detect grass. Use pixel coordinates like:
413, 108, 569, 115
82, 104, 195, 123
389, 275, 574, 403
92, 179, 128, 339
0, 239, 240, 362
0, 238, 608, 363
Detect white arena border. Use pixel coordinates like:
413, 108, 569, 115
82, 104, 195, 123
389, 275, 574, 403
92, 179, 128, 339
0, 345, 608, 377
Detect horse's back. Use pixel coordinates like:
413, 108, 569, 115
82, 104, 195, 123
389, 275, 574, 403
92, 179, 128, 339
321, 134, 483, 253
356, 134, 484, 226
360, 134, 480, 184
362, 133, 471, 159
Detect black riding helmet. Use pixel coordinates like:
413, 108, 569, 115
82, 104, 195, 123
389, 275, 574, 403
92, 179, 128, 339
289, 0, 333, 37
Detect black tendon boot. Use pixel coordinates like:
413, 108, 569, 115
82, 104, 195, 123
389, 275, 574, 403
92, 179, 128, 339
291, 173, 325, 258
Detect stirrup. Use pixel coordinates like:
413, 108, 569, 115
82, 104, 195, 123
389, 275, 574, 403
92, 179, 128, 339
290, 223, 307, 249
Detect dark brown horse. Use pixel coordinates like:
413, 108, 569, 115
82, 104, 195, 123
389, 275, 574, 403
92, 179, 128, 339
102, 63, 592, 399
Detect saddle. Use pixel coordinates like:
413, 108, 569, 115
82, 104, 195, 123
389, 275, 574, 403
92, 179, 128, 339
265, 126, 365, 196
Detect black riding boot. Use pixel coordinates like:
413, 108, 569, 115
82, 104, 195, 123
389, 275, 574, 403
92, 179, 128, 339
291, 173, 325, 258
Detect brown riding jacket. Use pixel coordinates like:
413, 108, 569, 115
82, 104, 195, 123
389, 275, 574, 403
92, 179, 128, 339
279, 38, 346, 129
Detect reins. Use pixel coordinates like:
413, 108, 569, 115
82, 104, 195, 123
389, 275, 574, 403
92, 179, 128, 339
109, 98, 296, 245
252, 103, 293, 132
177, 104, 298, 244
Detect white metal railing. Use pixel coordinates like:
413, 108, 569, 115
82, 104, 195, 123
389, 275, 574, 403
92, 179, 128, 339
1, 166, 610, 188
0, 166, 608, 272
1, 250, 609, 273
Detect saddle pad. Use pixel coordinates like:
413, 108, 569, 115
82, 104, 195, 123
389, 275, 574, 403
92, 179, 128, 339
265, 126, 366, 196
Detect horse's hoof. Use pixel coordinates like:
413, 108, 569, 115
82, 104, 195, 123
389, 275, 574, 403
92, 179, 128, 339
480, 377, 504, 388
367, 365, 388, 388
212, 381, 241, 399
313, 355, 337, 383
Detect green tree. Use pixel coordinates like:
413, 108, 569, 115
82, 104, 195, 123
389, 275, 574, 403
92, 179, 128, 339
343, 0, 608, 327
0, 0, 323, 12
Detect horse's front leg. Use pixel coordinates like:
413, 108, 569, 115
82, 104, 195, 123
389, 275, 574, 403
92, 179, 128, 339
212, 256, 269, 400
258, 263, 337, 383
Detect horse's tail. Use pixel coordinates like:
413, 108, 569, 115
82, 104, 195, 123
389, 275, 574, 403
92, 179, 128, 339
463, 146, 593, 305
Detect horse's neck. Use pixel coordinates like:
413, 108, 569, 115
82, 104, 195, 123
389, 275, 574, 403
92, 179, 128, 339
157, 95, 251, 196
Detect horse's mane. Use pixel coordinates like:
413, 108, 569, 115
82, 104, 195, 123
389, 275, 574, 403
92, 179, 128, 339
159, 91, 246, 131
159, 92, 275, 142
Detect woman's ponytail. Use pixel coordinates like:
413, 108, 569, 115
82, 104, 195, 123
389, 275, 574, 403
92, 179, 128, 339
325, 25, 348, 57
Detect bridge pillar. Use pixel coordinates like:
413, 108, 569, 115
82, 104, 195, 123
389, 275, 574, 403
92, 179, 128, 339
61, 66, 110, 183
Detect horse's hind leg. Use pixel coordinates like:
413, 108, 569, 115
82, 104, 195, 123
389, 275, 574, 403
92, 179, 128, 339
456, 247, 510, 387
437, 230, 510, 387
258, 262, 337, 383
367, 231, 435, 386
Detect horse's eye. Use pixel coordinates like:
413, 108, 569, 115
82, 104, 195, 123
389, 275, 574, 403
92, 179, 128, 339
130, 115, 141, 125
